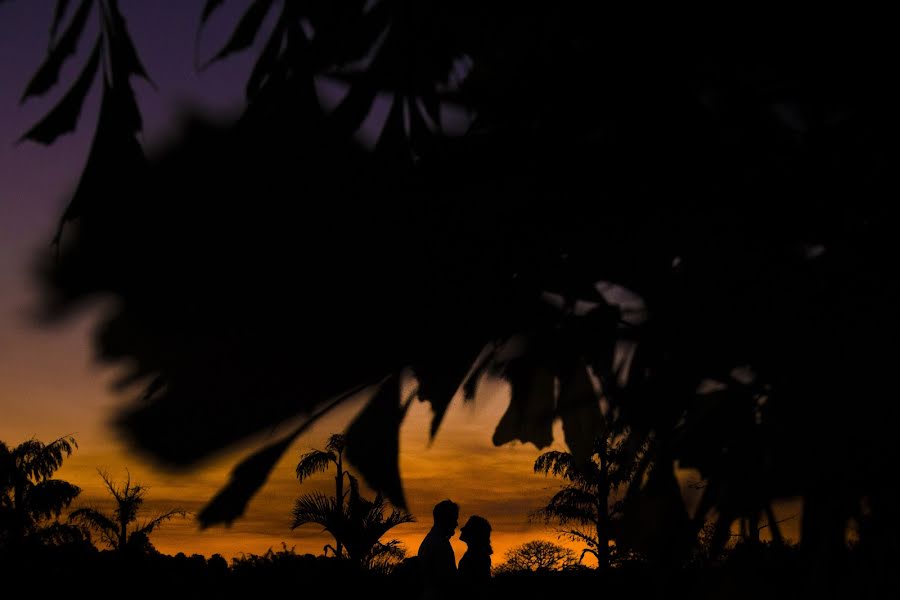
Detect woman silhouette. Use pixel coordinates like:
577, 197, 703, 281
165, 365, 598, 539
458, 515, 493, 595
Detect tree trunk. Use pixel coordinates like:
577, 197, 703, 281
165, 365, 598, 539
597, 468, 611, 570
119, 517, 128, 552
335, 452, 344, 559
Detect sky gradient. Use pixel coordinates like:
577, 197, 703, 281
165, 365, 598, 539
0, 1, 800, 563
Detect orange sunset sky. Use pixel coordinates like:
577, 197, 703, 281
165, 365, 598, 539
0, 2, 800, 565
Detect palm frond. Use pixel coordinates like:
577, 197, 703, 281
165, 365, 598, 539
135, 508, 189, 536
290, 492, 342, 530
295, 450, 336, 482
325, 434, 347, 454
534, 450, 601, 484
557, 528, 599, 549
69, 506, 119, 548
531, 487, 597, 525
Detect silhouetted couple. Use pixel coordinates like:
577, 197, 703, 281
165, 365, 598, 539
417, 499, 492, 600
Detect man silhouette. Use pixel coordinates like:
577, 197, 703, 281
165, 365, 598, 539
417, 499, 459, 600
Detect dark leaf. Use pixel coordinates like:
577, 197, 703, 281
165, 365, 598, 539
556, 361, 604, 465
329, 74, 380, 139
207, 0, 275, 66
493, 358, 555, 449
412, 348, 478, 439
19, 39, 102, 145
373, 95, 406, 157
196, 389, 356, 527
462, 345, 496, 402
246, 8, 288, 99
21, 0, 93, 102
105, 0, 154, 84
197, 431, 298, 528
408, 96, 435, 154
618, 460, 691, 561
106, 75, 144, 133
139, 375, 166, 402
420, 90, 442, 131
50, 0, 72, 44
201, 0, 226, 25
345, 375, 409, 509
53, 79, 145, 239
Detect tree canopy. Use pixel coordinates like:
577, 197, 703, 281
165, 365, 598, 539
0, 436, 81, 549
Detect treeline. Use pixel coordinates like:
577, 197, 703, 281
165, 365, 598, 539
2, 540, 879, 599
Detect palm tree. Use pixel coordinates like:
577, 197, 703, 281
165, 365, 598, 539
291, 472, 414, 569
0, 436, 81, 549
294, 434, 351, 558
69, 469, 187, 555
532, 432, 648, 571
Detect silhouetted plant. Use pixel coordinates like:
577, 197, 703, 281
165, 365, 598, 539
533, 429, 648, 570
0, 436, 81, 549
493, 540, 578, 574
69, 469, 187, 555
294, 433, 351, 558
291, 468, 412, 570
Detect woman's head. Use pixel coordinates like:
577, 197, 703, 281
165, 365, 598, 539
459, 515, 492, 550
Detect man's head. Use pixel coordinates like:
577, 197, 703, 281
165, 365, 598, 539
432, 499, 459, 536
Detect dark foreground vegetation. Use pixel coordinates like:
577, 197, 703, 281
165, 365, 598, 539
0, 540, 887, 599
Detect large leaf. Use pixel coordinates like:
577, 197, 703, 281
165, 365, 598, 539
556, 361, 604, 466
52, 78, 145, 239
617, 460, 691, 562
245, 4, 288, 99
19, 38, 101, 145
105, 0, 153, 84
493, 358, 555, 448
49, 0, 72, 44
197, 431, 298, 528
206, 0, 275, 66
20, 0, 93, 102
328, 73, 380, 139
198, 391, 352, 527
345, 375, 409, 509
201, 0, 226, 25
412, 343, 481, 438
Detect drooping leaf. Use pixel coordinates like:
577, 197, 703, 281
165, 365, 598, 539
462, 344, 496, 402
493, 358, 555, 448
51, 78, 146, 244
19, 38, 101, 145
412, 345, 481, 439
20, 0, 93, 102
50, 0, 73, 45
105, 0, 154, 85
246, 7, 288, 99
373, 94, 406, 157
328, 74, 380, 139
197, 431, 297, 528
206, 0, 275, 66
419, 90, 442, 131
345, 375, 409, 509
556, 361, 604, 465
200, 0, 226, 25
617, 459, 691, 562
196, 391, 352, 527
108, 74, 144, 133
